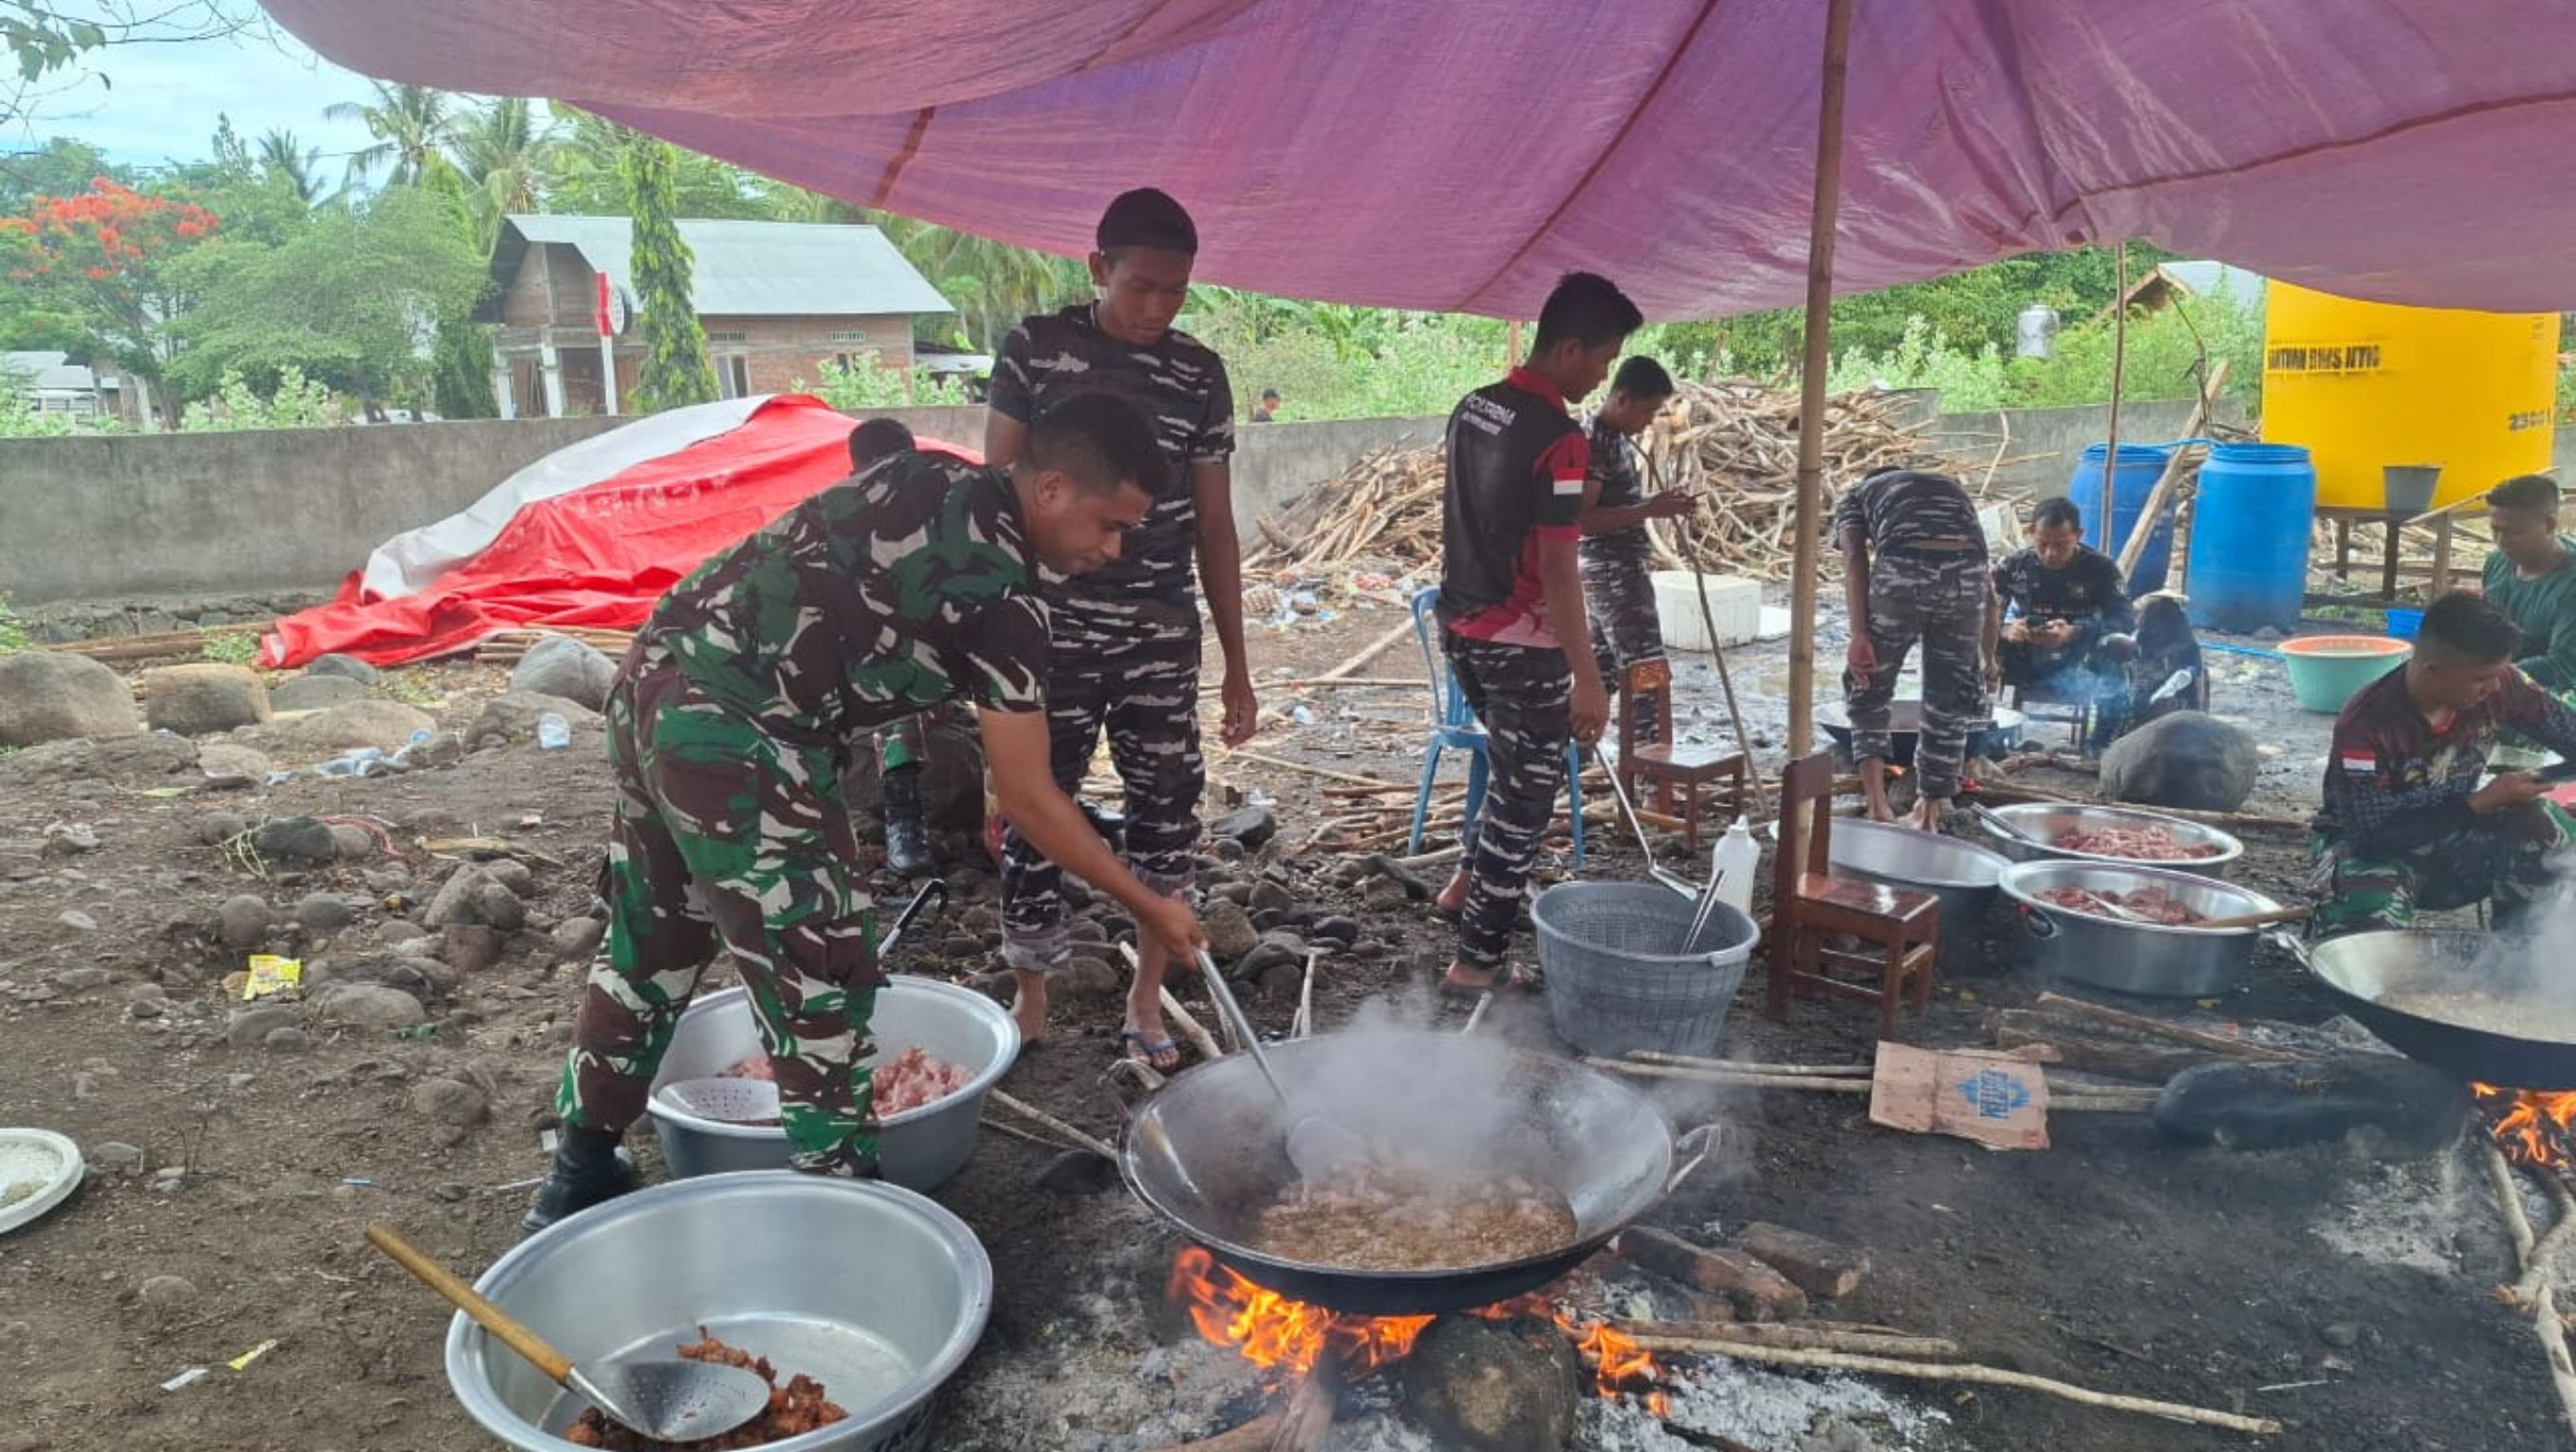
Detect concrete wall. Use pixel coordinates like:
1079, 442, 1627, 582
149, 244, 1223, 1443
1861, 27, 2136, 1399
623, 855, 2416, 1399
1926, 398, 2252, 500
0, 408, 1437, 605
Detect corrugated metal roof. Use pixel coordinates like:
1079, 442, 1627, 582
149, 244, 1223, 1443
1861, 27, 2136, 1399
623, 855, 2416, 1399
3, 350, 115, 393
2156, 261, 2268, 308
495, 215, 954, 319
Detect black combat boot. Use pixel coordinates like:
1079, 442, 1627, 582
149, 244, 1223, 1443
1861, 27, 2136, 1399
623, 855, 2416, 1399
521, 1126, 637, 1236
881, 764, 936, 880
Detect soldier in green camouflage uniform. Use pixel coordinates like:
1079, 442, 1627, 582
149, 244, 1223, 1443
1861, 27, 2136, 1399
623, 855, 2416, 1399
527, 395, 1204, 1233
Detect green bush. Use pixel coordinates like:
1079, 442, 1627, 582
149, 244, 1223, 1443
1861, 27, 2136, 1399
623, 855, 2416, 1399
180, 367, 340, 431
805, 352, 978, 412
0, 597, 29, 655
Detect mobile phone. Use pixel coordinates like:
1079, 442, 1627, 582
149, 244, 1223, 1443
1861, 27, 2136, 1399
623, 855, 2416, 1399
2532, 760, 2576, 784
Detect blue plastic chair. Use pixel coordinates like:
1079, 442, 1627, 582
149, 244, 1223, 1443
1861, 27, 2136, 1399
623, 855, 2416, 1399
1405, 586, 1585, 864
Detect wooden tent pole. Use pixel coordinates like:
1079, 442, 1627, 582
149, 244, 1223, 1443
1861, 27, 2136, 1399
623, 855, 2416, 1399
2099, 241, 2128, 549
1785, 0, 1860, 755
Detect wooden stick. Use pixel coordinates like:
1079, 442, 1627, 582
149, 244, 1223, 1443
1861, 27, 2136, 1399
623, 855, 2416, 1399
1292, 951, 1319, 1039
1628, 1052, 1872, 1077
1656, 1339, 2280, 1434
1280, 676, 1426, 689
987, 1089, 1117, 1161
2034, 992, 2306, 1062
2484, 1143, 2576, 1439
1590, 1056, 2160, 1110
1215, 750, 1402, 791
1783, 0, 1858, 757
1618, 1322, 1963, 1360
2115, 359, 2232, 578
1966, 782, 2307, 833
2190, 904, 2313, 932
1117, 943, 1227, 1063
1149, 1369, 1335, 1452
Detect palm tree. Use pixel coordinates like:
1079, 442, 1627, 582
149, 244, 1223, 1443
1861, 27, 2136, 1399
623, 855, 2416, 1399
325, 82, 458, 190
449, 97, 559, 250
255, 128, 327, 208
862, 212, 1085, 351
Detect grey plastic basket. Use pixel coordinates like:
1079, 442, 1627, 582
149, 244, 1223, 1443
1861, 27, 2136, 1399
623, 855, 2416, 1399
1532, 882, 1759, 1059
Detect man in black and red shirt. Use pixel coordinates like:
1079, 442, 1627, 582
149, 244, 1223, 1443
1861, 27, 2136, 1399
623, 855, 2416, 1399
2309, 592, 2576, 937
1433, 272, 1643, 992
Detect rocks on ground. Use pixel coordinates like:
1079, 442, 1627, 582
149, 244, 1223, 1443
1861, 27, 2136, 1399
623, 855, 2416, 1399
250, 816, 338, 866
424, 864, 528, 932
288, 699, 437, 753
1207, 805, 1278, 850
0, 653, 139, 747
468, 692, 602, 747
2101, 710, 2260, 813
549, 916, 606, 963
226, 1004, 299, 1049
409, 1076, 489, 1128
293, 892, 360, 932
195, 740, 275, 788
0, 733, 195, 789
302, 653, 379, 685
268, 674, 368, 713
309, 982, 429, 1031
217, 893, 274, 949
507, 634, 619, 711
141, 663, 271, 735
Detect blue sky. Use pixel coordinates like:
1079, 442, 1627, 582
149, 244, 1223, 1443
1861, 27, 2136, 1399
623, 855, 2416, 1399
10, 18, 387, 171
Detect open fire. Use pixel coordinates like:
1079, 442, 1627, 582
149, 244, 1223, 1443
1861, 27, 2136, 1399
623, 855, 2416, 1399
2472, 1084, 2576, 1167
1168, 1248, 1669, 1415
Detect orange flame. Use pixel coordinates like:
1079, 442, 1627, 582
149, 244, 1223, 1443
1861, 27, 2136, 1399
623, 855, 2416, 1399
2474, 1083, 2576, 1167
1167, 1252, 1668, 1414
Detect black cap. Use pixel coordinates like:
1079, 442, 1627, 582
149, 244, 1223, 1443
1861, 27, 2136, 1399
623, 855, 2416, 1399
1096, 187, 1197, 254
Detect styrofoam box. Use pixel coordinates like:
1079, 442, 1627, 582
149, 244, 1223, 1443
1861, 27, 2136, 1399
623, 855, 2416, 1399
1650, 570, 1762, 651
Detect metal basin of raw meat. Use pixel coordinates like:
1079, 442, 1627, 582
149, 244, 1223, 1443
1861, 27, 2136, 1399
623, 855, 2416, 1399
1999, 861, 2280, 996
1978, 801, 2242, 879
644, 977, 1018, 1189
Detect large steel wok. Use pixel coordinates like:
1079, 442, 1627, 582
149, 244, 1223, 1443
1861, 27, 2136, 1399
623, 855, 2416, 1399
1120, 1031, 1707, 1316
2289, 929, 2576, 1089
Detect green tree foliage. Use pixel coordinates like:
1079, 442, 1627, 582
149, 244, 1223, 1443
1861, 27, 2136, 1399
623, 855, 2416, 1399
0, 134, 123, 211
179, 365, 337, 430
450, 96, 559, 251
324, 81, 459, 191
170, 186, 486, 402
542, 108, 763, 219
806, 352, 976, 410
253, 128, 328, 209
621, 133, 715, 412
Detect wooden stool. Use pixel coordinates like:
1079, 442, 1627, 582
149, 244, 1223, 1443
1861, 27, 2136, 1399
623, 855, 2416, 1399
1765, 753, 1939, 1040
1615, 657, 1749, 851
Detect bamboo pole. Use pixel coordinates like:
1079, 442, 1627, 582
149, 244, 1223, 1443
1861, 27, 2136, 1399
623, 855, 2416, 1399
987, 1089, 1117, 1161
2099, 242, 2129, 542
1618, 1323, 1962, 1360
1784, 0, 1859, 756
1655, 1340, 2280, 1435
2031, 992, 2305, 1062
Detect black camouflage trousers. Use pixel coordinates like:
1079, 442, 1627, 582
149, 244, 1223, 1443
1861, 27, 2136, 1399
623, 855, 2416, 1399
1002, 605, 1203, 972
1583, 547, 1666, 685
1844, 548, 1990, 802
1445, 635, 1574, 970
556, 660, 884, 1176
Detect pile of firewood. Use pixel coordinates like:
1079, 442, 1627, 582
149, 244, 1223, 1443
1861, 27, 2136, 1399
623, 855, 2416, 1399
1244, 382, 1967, 581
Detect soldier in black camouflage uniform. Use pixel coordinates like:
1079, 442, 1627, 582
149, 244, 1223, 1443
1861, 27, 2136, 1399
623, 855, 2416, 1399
985, 189, 1257, 1070
1432, 274, 1643, 991
1578, 356, 1689, 710
525, 396, 1203, 1233
1836, 468, 1992, 829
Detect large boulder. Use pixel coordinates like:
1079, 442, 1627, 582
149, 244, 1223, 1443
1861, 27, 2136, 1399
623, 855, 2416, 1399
0, 653, 140, 747
2100, 711, 2259, 813
508, 634, 619, 711
468, 691, 602, 746
290, 699, 437, 753
422, 863, 528, 932
309, 982, 428, 1031
302, 654, 380, 686
0, 732, 195, 788
143, 663, 272, 735
269, 674, 367, 713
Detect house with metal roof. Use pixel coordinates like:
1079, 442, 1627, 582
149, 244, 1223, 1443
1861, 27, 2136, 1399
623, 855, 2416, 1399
4, 350, 132, 423
480, 215, 955, 418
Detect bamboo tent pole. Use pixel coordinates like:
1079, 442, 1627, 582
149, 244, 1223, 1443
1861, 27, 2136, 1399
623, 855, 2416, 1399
2099, 241, 2129, 543
1785, 0, 1860, 755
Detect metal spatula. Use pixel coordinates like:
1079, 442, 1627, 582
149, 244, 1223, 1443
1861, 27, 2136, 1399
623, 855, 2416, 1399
1192, 948, 1366, 1182
367, 1223, 770, 1443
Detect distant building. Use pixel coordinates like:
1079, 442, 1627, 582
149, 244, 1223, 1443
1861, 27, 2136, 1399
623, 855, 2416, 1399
4, 350, 132, 422
481, 215, 955, 418
2119, 260, 2269, 316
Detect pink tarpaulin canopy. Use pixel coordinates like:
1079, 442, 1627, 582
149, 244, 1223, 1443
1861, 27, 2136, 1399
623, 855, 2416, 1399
264, 0, 2576, 317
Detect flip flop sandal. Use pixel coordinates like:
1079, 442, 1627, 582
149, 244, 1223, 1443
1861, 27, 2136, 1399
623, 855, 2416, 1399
1118, 1028, 1183, 1072
1438, 968, 1504, 998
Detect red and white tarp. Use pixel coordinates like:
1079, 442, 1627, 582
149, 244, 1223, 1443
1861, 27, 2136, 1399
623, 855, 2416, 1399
260, 0, 2576, 317
264, 394, 975, 667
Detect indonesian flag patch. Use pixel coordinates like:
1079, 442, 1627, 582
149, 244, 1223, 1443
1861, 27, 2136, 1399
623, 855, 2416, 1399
2338, 751, 2377, 774
1552, 467, 1585, 497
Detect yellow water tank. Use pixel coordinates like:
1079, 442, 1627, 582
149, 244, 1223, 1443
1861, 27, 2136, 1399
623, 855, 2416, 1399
2260, 281, 2559, 512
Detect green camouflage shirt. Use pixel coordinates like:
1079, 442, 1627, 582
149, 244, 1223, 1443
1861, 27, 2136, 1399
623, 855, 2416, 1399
637, 450, 1049, 742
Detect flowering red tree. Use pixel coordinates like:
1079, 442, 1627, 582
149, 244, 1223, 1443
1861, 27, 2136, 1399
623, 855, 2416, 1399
1, 178, 218, 426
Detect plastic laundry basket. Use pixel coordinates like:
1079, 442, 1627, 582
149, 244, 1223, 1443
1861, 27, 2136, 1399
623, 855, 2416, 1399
1532, 882, 1759, 1059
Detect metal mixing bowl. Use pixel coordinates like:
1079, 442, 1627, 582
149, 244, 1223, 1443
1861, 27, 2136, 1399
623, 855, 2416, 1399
1998, 860, 2281, 996
1978, 801, 2242, 879
447, 1172, 991, 1452
1828, 819, 2011, 954
645, 977, 1019, 1189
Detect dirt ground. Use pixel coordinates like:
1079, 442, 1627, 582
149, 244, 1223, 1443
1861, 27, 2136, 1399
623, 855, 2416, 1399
0, 600, 2563, 1452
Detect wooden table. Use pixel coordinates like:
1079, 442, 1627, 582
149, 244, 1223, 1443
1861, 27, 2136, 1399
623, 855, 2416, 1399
2307, 505, 2459, 606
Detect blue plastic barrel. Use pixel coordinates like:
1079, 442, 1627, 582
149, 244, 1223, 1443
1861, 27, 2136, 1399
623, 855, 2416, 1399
2187, 442, 2316, 634
2067, 442, 2178, 592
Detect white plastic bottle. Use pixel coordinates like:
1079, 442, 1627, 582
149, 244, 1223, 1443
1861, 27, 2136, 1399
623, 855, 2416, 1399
1711, 818, 1760, 919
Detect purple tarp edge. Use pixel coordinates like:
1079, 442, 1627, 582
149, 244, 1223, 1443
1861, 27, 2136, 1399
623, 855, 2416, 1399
258, 0, 2576, 317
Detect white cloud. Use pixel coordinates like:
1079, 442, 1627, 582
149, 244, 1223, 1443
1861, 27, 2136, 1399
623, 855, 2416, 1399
9, 19, 384, 171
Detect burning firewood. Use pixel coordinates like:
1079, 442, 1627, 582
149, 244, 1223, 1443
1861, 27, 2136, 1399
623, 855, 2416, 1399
1617, 1226, 1809, 1321
2479, 1144, 2576, 1438
1734, 1222, 1870, 1300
